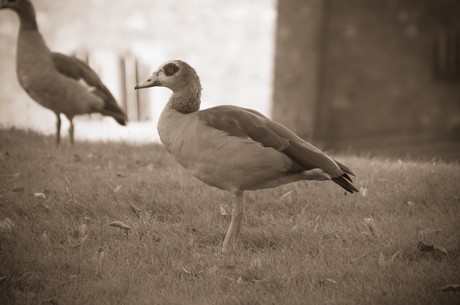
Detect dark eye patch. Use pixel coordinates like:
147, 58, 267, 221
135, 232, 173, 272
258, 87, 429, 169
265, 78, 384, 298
163, 63, 179, 76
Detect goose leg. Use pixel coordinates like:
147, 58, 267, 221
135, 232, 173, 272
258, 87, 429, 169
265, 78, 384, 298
222, 190, 244, 253
66, 115, 75, 145
55, 113, 61, 145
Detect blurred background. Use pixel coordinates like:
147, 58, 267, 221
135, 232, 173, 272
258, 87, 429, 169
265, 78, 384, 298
0, 0, 459, 160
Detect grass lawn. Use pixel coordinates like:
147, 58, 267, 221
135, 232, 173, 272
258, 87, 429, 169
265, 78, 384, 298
0, 128, 459, 305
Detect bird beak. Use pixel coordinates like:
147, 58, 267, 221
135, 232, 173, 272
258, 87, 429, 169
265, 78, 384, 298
135, 76, 160, 90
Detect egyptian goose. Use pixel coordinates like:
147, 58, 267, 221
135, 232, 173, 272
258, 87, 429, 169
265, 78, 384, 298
135, 60, 358, 253
0, 0, 127, 145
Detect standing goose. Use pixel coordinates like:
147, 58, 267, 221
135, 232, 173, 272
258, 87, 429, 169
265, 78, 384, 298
135, 60, 358, 253
0, 0, 127, 145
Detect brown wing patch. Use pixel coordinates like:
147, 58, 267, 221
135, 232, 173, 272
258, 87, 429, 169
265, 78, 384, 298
51, 52, 127, 125
199, 105, 343, 177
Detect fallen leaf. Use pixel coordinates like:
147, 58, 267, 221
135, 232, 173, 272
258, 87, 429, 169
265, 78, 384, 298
319, 278, 337, 286
109, 221, 131, 231
417, 228, 446, 254
389, 250, 402, 263
406, 201, 415, 207
418, 241, 434, 252
363, 217, 380, 239
12, 187, 24, 193
441, 284, 460, 292
41, 231, 50, 243
313, 223, 319, 233
279, 190, 293, 201
1, 172, 20, 179
0, 218, 14, 232
325, 278, 337, 284
418, 228, 441, 245
129, 203, 141, 217
34, 192, 46, 199
364, 217, 373, 224
219, 203, 230, 216
182, 267, 203, 277
433, 245, 448, 254
78, 224, 87, 237
113, 185, 122, 193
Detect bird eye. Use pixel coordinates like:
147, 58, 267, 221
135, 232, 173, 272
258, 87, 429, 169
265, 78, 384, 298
163, 64, 178, 76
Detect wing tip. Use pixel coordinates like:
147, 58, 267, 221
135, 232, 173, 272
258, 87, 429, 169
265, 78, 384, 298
332, 175, 359, 194
116, 118, 127, 126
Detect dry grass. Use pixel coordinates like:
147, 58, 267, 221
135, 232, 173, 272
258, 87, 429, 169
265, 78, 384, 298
0, 128, 459, 305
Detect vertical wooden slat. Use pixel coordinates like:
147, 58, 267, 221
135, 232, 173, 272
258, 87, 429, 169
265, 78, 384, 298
456, 31, 460, 78
135, 57, 141, 121
119, 55, 128, 116
434, 29, 460, 81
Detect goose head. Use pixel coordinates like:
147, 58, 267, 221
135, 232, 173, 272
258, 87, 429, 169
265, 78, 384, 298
135, 60, 202, 113
135, 60, 201, 93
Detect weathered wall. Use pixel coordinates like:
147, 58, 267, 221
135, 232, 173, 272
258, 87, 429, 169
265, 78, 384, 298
272, 0, 324, 139
317, 0, 460, 146
273, 0, 460, 148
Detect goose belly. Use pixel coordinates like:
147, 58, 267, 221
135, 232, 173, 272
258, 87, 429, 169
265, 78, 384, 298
158, 112, 298, 191
187, 139, 301, 191
18, 70, 103, 115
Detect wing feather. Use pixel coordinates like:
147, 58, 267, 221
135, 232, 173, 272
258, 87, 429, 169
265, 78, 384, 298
51, 52, 127, 125
199, 105, 343, 178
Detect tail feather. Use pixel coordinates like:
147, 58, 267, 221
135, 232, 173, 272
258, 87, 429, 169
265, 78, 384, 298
103, 101, 127, 125
92, 88, 127, 125
332, 175, 359, 193
334, 159, 356, 177
333, 159, 358, 192
342, 172, 353, 182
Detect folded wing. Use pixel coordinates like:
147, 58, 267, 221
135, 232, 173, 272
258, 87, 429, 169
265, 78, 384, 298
199, 105, 358, 193
51, 52, 127, 125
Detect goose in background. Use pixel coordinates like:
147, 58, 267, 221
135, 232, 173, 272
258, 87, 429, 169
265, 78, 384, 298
0, 0, 127, 145
135, 60, 359, 253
